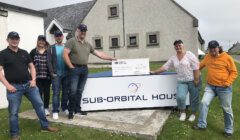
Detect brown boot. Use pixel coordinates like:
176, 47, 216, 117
11, 136, 20, 140
41, 126, 59, 133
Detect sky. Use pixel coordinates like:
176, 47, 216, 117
0, 0, 239, 50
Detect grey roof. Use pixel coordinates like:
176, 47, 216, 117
41, 0, 96, 32
0, 2, 47, 17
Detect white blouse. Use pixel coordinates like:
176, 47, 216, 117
163, 51, 199, 82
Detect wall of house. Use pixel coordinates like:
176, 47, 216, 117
83, 0, 124, 63
0, 14, 8, 109
124, 0, 199, 61
83, 0, 199, 63
0, 83, 8, 109
6, 10, 45, 52
0, 10, 44, 109
0, 15, 8, 50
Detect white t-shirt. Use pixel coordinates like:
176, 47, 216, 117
163, 51, 199, 82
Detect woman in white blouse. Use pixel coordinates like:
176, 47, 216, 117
152, 40, 200, 122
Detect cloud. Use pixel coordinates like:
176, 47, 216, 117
175, 0, 240, 50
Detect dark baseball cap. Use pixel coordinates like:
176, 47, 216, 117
7, 31, 20, 39
208, 40, 219, 48
78, 24, 88, 32
54, 30, 63, 37
173, 40, 183, 46
37, 35, 46, 41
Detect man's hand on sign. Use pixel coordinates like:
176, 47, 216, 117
93, 50, 116, 61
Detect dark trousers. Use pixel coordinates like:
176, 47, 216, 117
36, 78, 51, 109
68, 66, 88, 114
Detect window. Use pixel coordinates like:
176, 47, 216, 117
92, 36, 103, 49
146, 31, 160, 46
130, 37, 137, 45
0, 10, 8, 17
127, 33, 139, 47
109, 36, 120, 48
112, 38, 118, 47
149, 35, 157, 44
108, 4, 119, 19
95, 39, 101, 48
110, 7, 117, 16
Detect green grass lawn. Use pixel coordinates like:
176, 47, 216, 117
0, 62, 239, 140
158, 62, 240, 140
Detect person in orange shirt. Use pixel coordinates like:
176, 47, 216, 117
192, 40, 238, 138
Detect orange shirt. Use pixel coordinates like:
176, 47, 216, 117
200, 52, 238, 87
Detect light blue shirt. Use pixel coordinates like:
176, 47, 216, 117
55, 44, 66, 76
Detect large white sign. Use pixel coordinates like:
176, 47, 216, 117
81, 74, 189, 111
112, 58, 150, 76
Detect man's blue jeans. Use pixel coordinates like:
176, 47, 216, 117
177, 80, 201, 113
52, 74, 69, 113
7, 82, 49, 137
68, 66, 88, 114
197, 84, 234, 134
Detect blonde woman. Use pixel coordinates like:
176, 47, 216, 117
152, 40, 201, 122
30, 35, 51, 116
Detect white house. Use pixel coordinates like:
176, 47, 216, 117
0, 2, 46, 52
0, 2, 46, 109
42, 0, 205, 63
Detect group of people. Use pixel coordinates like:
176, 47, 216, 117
0, 23, 237, 140
0, 24, 115, 140
152, 40, 238, 138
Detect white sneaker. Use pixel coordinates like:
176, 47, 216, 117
52, 113, 59, 120
179, 113, 186, 121
45, 109, 50, 116
188, 114, 196, 122
63, 110, 69, 115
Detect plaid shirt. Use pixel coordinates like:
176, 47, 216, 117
33, 50, 50, 79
